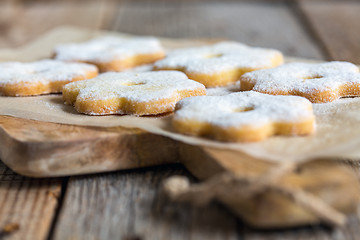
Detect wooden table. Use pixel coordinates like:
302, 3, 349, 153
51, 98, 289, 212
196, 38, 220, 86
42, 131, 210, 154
0, 0, 359, 239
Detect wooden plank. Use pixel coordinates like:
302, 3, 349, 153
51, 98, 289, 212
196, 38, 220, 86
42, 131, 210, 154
110, 0, 325, 59
298, 1, 360, 64
0, 161, 62, 240
51, 161, 360, 240
0, 1, 117, 48
0, 0, 325, 59
52, 165, 239, 240
0, 1, 21, 48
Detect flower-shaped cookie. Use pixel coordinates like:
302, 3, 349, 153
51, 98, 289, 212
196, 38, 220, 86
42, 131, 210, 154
240, 61, 360, 103
154, 41, 283, 87
173, 91, 315, 142
0, 60, 98, 96
63, 71, 206, 116
54, 36, 165, 72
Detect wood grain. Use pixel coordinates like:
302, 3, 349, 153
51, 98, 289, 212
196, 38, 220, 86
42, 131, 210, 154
51, 161, 360, 240
0, 1, 117, 48
0, 161, 62, 240
52, 165, 239, 240
298, 0, 360, 64
0, 115, 180, 177
111, 0, 324, 60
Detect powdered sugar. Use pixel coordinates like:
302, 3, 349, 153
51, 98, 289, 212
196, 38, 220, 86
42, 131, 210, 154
154, 41, 283, 74
242, 61, 360, 94
64, 71, 205, 102
174, 91, 314, 128
0, 59, 97, 85
54, 36, 164, 62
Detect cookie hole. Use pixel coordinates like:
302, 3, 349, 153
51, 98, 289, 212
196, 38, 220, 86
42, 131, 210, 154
31, 69, 49, 74
301, 75, 323, 82
204, 53, 223, 59
233, 107, 254, 112
121, 82, 146, 86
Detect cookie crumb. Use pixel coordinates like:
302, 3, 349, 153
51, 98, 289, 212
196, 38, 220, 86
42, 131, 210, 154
46, 186, 61, 199
1, 223, 20, 234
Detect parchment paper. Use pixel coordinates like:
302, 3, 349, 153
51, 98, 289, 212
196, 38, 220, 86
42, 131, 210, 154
1, 26, 360, 163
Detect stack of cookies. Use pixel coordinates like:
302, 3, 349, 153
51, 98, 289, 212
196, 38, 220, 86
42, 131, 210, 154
1, 35, 359, 142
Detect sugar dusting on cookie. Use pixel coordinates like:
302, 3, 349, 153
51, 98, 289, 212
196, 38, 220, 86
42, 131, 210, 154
174, 91, 314, 128
241, 61, 360, 103
154, 41, 283, 74
54, 36, 164, 62
0, 60, 97, 85
63, 71, 206, 115
68, 71, 203, 101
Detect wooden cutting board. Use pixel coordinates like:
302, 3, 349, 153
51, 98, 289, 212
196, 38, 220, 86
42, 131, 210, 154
0, 115, 179, 176
0, 113, 276, 179
0, 26, 359, 229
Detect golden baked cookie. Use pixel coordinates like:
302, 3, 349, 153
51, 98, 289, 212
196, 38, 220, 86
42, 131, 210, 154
173, 91, 315, 142
0, 60, 98, 96
54, 36, 165, 72
240, 61, 360, 103
154, 41, 283, 87
63, 71, 206, 116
